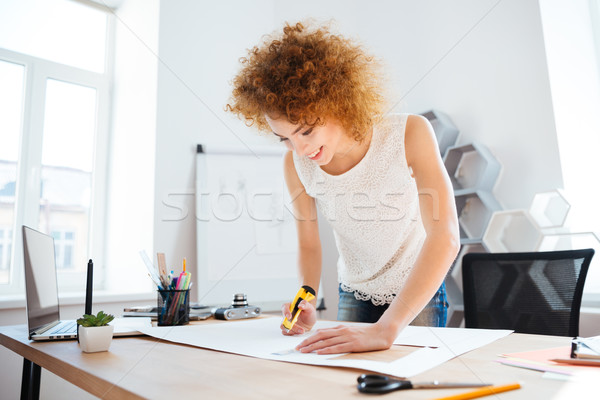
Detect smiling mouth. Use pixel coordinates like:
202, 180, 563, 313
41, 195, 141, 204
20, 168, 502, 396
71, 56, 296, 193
308, 147, 322, 160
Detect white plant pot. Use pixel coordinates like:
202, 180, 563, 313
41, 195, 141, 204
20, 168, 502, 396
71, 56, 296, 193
78, 325, 114, 353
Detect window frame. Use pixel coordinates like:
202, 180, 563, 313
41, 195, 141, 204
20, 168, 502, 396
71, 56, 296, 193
0, 11, 113, 295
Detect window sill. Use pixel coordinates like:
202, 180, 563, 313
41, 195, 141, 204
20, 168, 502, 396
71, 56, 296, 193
0, 291, 155, 310
582, 293, 600, 309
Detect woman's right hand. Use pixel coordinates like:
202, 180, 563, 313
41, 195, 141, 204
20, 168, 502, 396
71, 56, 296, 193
280, 300, 317, 336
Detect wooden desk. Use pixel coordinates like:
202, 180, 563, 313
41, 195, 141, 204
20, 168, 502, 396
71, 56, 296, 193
0, 322, 578, 399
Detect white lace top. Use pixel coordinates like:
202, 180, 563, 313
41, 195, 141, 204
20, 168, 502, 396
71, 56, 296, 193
292, 114, 426, 306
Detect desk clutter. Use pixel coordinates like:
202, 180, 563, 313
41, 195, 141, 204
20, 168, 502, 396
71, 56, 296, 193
116, 250, 598, 394
497, 335, 600, 375
132, 251, 261, 322
140, 250, 192, 292
139, 251, 193, 326
570, 336, 600, 361
123, 295, 263, 322
123, 304, 212, 320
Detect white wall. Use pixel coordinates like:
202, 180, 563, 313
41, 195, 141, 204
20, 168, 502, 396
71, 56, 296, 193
154, 0, 277, 303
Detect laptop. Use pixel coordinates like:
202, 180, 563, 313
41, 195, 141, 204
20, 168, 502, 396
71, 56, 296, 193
22, 225, 150, 340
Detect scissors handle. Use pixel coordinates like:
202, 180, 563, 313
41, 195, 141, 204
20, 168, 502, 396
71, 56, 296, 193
356, 374, 413, 394
357, 380, 412, 394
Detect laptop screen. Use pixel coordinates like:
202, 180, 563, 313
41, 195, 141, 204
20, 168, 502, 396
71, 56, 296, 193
22, 226, 61, 332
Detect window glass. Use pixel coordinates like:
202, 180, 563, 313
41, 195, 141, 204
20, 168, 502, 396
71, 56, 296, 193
0, 60, 25, 284
0, 229, 13, 284
40, 79, 96, 276
52, 230, 75, 269
0, 0, 107, 73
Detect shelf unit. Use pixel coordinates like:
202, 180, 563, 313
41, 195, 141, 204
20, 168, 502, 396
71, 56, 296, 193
538, 231, 600, 252
455, 190, 502, 244
423, 111, 503, 328
483, 209, 544, 252
444, 142, 501, 193
529, 189, 570, 229
421, 110, 460, 157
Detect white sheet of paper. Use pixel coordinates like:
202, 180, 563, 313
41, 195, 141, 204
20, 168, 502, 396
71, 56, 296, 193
108, 317, 153, 336
137, 317, 511, 377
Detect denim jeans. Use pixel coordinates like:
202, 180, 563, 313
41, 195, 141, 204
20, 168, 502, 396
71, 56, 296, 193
337, 282, 449, 327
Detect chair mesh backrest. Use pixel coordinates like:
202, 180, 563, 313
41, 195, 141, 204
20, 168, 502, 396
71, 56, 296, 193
462, 249, 594, 337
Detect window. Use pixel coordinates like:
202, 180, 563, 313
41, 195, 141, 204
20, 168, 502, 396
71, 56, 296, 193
0, 0, 112, 295
52, 230, 76, 270
0, 0, 108, 73
539, 0, 600, 304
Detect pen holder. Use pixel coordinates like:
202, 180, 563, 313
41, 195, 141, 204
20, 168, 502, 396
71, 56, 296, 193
157, 289, 190, 326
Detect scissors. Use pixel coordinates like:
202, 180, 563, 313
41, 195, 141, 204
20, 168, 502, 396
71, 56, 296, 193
356, 374, 492, 394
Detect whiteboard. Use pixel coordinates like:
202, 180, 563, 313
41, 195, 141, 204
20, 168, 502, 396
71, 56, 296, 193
195, 144, 301, 308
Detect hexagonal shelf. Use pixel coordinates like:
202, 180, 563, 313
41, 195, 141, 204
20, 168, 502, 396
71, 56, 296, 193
421, 110, 459, 157
483, 210, 543, 252
538, 231, 600, 252
455, 191, 501, 243
444, 142, 501, 193
529, 189, 570, 229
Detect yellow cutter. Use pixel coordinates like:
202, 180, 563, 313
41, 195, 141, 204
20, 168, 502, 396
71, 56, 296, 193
282, 285, 316, 332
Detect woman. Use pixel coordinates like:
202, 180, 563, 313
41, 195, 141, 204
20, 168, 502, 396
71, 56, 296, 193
227, 22, 460, 354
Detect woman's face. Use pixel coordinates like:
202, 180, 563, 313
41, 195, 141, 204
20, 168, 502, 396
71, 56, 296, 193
265, 115, 348, 166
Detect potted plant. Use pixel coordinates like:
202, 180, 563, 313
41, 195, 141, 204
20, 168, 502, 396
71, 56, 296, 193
77, 311, 115, 353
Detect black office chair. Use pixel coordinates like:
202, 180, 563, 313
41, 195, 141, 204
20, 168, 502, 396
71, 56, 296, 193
462, 249, 595, 337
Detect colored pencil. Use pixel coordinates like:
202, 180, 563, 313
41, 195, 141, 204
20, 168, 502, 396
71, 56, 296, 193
432, 382, 521, 400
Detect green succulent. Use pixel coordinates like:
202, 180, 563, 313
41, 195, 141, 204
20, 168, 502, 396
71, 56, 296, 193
76, 311, 115, 327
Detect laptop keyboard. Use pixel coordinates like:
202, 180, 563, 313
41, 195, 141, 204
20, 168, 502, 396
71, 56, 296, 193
51, 321, 77, 334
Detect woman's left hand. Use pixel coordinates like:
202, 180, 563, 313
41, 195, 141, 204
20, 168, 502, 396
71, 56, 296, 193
295, 323, 395, 354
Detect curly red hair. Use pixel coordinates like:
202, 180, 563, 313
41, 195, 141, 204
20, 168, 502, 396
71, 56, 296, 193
226, 22, 386, 142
